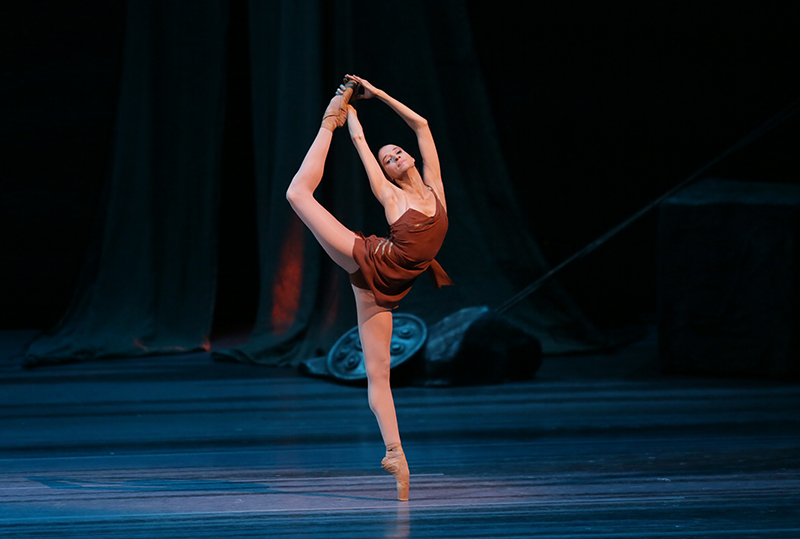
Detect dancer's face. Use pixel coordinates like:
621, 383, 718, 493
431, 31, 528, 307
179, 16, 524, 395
379, 145, 415, 181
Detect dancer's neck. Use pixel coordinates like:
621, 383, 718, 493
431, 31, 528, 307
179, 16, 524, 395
394, 167, 427, 197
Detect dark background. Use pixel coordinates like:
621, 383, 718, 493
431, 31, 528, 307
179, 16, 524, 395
2, 1, 798, 335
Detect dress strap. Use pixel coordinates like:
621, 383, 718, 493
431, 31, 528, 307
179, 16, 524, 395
426, 184, 440, 204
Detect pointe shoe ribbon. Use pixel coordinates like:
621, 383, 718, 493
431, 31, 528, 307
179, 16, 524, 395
381, 443, 410, 501
321, 78, 361, 131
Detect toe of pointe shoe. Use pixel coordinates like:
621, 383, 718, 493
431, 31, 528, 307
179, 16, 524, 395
382, 450, 410, 501
340, 77, 362, 100
394, 469, 410, 501
397, 483, 409, 502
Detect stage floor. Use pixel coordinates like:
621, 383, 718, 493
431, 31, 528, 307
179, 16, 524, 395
1, 329, 799, 538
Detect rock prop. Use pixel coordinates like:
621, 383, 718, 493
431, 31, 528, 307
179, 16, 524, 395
299, 307, 542, 386
298, 313, 427, 385
420, 306, 542, 386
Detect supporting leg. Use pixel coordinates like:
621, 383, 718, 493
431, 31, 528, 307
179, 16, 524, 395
352, 285, 399, 445
352, 284, 410, 500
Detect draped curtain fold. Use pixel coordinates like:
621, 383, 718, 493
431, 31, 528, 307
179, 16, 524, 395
26, 0, 229, 365
27, 0, 603, 367
212, 0, 344, 366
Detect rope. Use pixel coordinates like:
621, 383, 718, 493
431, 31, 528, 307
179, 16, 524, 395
496, 95, 800, 315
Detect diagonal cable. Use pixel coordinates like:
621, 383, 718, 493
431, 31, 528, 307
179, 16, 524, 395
497, 95, 800, 314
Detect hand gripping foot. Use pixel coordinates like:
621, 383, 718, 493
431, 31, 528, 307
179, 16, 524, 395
321, 78, 361, 131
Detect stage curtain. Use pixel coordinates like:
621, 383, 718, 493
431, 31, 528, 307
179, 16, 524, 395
27, 0, 604, 367
214, 0, 605, 367
212, 0, 347, 366
26, 0, 229, 365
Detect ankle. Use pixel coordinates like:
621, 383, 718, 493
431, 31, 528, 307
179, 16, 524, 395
385, 442, 403, 454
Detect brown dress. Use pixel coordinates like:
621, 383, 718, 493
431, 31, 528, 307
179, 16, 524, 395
350, 189, 452, 309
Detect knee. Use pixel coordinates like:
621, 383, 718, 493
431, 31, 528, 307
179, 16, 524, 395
366, 358, 391, 386
367, 371, 391, 412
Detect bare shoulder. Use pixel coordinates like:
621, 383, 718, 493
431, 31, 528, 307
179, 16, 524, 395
423, 172, 446, 213
379, 183, 408, 222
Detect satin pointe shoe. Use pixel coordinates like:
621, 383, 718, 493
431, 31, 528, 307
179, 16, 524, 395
320, 78, 361, 131
381, 443, 410, 501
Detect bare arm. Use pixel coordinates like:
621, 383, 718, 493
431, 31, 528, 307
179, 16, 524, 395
346, 105, 401, 210
347, 75, 445, 205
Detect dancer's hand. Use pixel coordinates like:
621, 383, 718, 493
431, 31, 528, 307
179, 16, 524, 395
335, 79, 357, 96
346, 74, 380, 99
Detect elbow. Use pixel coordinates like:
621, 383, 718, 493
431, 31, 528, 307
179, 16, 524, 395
414, 117, 429, 131
285, 182, 300, 206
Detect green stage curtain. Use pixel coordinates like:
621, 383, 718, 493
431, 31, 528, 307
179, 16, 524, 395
26, 0, 229, 365
28, 0, 603, 368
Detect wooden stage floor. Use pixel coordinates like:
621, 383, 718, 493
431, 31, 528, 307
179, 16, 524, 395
1, 329, 799, 538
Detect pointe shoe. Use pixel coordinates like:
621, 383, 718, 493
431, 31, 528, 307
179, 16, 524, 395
381, 443, 410, 501
320, 78, 360, 131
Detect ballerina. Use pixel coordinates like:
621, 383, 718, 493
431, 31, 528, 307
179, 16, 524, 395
286, 75, 451, 501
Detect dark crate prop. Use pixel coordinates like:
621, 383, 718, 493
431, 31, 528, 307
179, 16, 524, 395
658, 179, 800, 379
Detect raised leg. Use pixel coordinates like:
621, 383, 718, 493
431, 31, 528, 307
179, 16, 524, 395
352, 284, 410, 500
286, 126, 359, 274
